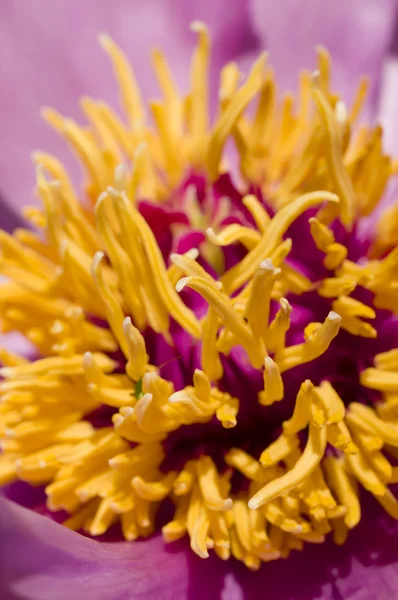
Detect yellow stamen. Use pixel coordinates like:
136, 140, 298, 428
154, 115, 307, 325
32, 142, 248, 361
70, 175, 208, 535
277, 311, 341, 372
283, 380, 314, 434
259, 357, 284, 406
197, 456, 233, 511
207, 52, 268, 181
221, 191, 339, 294
249, 422, 327, 509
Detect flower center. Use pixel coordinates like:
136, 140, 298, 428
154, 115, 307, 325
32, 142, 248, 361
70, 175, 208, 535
1, 25, 398, 570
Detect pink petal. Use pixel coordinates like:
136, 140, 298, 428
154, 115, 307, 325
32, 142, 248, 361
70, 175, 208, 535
0, 331, 36, 358
0, 497, 191, 600
379, 56, 398, 155
0, 0, 255, 218
248, 0, 398, 112
0, 196, 23, 232
2, 494, 398, 600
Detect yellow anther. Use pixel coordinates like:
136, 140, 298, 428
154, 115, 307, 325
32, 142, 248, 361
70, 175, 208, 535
221, 191, 339, 294
251, 68, 276, 157
91, 251, 127, 357
80, 97, 122, 169
349, 403, 398, 446
206, 224, 261, 250
326, 420, 358, 454
162, 494, 190, 542
173, 461, 197, 496
376, 489, 398, 519
315, 46, 331, 95
259, 357, 284, 406
219, 61, 241, 107
319, 276, 357, 298
314, 381, 345, 424
123, 317, 149, 382
360, 368, 398, 394
242, 195, 270, 232
283, 380, 314, 434
277, 311, 341, 373
346, 450, 386, 497
245, 259, 280, 344
353, 430, 392, 482
312, 84, 355, 227
170, 251, 215, 281
207, 52, 267, 181
111, 190, 201, 338
349, 77, 369, 123
309, 217, 334, 251
196, 456, 232, 512
208, 510, 230, 559
96, 191, 146, 329
132, 472, 177, 501
187, 484, 210, 559
224, 449, 266, 483
259, 433, 299, 467
233, 496, 254, 552
216, 395, 239, 428
375, 349, 398, 371
189, 22, 210, 164
323, 457, 360, 528
151, 48, 182, 137
201, 307, 224, 381
99, 34, 145, 134
249, 421, 327, 509
192, 369, 211, 403
177, 275, 263, 368
267, 298, 292, 354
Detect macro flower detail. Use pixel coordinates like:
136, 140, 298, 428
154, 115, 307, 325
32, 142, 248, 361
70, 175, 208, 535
0, 22, 398, 572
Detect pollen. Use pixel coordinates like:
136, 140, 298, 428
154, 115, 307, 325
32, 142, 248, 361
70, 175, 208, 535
0, 25, 397, 570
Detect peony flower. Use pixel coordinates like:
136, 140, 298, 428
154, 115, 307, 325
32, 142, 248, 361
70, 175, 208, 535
1, 4, 398, 600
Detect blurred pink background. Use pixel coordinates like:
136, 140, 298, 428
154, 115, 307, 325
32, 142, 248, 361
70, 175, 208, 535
1, 0, 398, 227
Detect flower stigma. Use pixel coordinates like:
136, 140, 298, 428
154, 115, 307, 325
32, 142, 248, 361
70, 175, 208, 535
0, 24, 398, 570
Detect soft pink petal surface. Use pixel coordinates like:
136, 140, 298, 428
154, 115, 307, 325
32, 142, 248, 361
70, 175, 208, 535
249, 0, 398, 111
0, 0, 256, 215
1, 495, 398, 600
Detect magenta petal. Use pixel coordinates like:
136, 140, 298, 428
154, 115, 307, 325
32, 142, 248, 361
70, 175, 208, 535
2, 496, 398, 599
249, 0, 398, 114
0, 498, 191, 600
